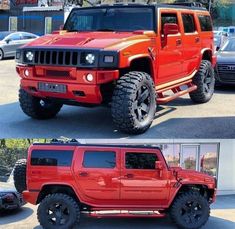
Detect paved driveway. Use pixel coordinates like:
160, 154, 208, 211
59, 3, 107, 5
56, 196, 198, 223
0, 195, 234, 229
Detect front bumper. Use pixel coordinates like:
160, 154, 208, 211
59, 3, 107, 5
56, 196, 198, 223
16, 65, 119, 104
215, 64, 235, 85
0, 193, 24, 210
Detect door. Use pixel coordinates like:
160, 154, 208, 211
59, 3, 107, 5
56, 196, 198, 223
180, 12, 201, 75
181, 145, 199, 170
3, 33, 22, 56
74, 147, 121, 201
120, 148, 170, 206
157, 11, 183, 84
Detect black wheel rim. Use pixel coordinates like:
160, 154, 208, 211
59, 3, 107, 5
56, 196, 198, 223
180, 200, 203, 224
203, 68, 213, 93
133, 84, 151, 122
47, 202, 70, 226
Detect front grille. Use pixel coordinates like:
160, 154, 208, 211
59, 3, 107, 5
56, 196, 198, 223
33, 50, 79, 66
217, 63, 235, 83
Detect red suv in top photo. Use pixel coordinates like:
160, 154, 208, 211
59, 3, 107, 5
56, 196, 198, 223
15, 3, 216, 134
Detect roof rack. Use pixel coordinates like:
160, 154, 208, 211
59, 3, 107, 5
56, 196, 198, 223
50, 138, 81, 144
168, 2, 203, 8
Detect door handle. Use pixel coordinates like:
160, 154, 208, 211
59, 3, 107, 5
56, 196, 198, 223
124, 174, 134, 179
176, 39, 182, 46
195, 37, 200, 43
79, 172, 88, 177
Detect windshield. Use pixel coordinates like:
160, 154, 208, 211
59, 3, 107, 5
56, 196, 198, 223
221, 39, 235, 51
64, 7, 154, 32
0, 32, 11, 41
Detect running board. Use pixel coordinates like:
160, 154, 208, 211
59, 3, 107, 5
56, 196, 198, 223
89, 210, 166, 218
157, 82, 197, 104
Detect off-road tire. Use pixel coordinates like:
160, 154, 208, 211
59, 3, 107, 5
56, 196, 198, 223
13, 159, 27, 193
0, 49, 4, 60
111, 71, 156, 134
189, 60, 215, 103
19, 88, 63, 119
170, 191, 210, 229
37, 193, 80, 229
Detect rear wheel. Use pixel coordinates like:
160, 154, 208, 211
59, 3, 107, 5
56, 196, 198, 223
0, 49, 4, 60
37, 193, 80, 229
19, 88, 63, 119
189, 60, 215, 103
13, 159, 27, 193
111, 71, 156, 134
170, 191, 210, 229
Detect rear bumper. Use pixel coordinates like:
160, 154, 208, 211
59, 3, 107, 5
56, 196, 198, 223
23, 190, 39, 205
17, 65, 119, 104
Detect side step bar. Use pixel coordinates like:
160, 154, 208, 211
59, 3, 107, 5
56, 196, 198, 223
157, 81, 197, 104
88, 210, 166, 218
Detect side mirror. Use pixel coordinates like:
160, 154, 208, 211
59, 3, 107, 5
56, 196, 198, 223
59, 24, 64, 30
163, 23, 179, 36
155, 161, 163, 170
5, 39, 11, 44
216, 46, 220, 51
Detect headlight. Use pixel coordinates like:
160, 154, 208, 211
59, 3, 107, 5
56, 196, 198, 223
104, 55, 114, 63
85, 53, 95, 64
26, 51, 34, 62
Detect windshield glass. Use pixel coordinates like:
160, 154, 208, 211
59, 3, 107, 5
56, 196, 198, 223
64, 7, 154, 32
221, 39, 235, 51
0, 32, 11, 41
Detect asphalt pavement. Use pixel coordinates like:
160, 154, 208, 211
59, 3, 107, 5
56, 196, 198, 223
0, 59, 235, 138
0, 195, 234, 229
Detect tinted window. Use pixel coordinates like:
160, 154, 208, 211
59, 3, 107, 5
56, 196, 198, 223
31, 150, 74, 166
83, 151, 116, 168
198, 15, 212, 31
161, 13, 178, 31
8, 33, 21, 41
125, 152, 158, 170
182, 14, 196, 33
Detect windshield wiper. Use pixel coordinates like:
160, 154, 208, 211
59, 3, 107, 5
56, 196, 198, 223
96, 29, 115, 32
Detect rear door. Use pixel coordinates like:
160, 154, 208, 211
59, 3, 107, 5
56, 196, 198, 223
120, 147, 170, 206
74, 146, 121, 201
180, 11, 201, 75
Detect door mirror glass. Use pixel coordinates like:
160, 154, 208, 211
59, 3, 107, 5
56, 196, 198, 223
155, 161, 163, 170
163, 23, 179, 36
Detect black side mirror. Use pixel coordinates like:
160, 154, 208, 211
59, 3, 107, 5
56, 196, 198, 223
5, 39, 11, 44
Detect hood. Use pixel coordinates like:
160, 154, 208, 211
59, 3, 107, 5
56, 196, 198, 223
24, 31, 153, 50
170, 167, 215, 184
216, 51, 235, 63
0, 181, 16, 193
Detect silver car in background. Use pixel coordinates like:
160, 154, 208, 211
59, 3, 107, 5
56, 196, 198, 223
0, 31, 39, 60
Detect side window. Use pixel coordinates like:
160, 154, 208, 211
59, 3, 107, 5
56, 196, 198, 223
22, 33, 36, 40
182, 14, 196, 33
31, 150, 74, 166
198, 15, 212, 32
8, 33, 21, 41
125, 152, 158, 170
83, 151, 116, 168
161, 13, 178, 32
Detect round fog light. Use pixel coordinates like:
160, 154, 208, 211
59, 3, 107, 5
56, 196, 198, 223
86, 73, 93, 82
24, 69, 29, 77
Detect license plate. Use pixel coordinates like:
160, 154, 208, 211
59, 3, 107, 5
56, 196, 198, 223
38, 82, 67, 93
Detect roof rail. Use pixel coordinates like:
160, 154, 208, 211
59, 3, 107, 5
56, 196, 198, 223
168, 2, 203, 8
50, 138, 81, 144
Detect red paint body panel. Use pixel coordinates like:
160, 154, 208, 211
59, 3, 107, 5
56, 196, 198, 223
23, 144, 216, 211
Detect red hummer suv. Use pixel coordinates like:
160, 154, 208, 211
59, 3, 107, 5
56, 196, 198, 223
14, 140, 216, 229
16, 3, 216, 134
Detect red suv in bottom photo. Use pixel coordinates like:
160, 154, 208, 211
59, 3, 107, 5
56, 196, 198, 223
13, 141, 216, 229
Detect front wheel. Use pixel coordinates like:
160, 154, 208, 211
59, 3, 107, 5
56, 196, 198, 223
19, 88, 63, 119
170, 191, 210, 229
111, 71, 156, 134
0, 49, 4, 60
37, 193, 80, 229
189, 60, 215, 103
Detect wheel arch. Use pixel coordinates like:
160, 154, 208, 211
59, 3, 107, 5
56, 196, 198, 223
168, 184, 215, 208
37, 184, 80, 204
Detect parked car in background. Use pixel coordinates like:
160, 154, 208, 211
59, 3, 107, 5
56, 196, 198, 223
215, 38, 235, 85
214, 32, 228, 51
0, 181, 25, 211
0, 31, 39, 60
0, 165, 11, 182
